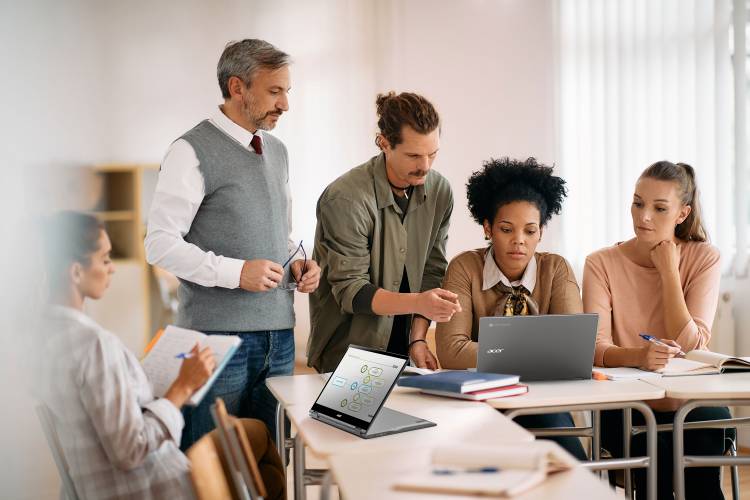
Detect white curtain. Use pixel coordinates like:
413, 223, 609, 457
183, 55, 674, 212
557, 0, 734, 274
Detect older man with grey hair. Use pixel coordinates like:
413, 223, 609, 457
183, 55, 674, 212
145, 39, 320, 450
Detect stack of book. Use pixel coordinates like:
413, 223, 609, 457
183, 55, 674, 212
398, 370, 527, 401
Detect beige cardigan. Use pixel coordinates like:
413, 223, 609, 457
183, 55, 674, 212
436, 248, 583, 369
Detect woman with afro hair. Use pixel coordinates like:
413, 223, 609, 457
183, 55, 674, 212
435, 157, 586, 460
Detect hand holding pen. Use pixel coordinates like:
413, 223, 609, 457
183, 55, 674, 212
165, 342, 216, 409
638, 333, 684, 371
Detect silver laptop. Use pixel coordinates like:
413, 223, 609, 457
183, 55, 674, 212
309, 345, 435, 439
477, 314, 598, 381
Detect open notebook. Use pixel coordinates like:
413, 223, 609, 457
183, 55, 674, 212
392, 442, 577, 497
141, 325, 241, 406
594, 350, 750, 380
657, 350, 750, 376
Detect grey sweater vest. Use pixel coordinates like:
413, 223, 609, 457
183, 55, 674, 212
175, 120, 295, 332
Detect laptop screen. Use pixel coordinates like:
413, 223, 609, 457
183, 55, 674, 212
310, 345, 407, 429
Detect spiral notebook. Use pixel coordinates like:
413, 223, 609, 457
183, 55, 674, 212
141, 325, 241, 406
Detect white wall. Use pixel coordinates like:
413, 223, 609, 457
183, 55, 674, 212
85, 0, 559, 359
3, 0, 747, 497
0, 0, 111, 497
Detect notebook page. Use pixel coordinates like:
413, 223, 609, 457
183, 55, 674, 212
657, 357, 717, 375
141, 325, 207, 398
188, 334, 242, 405
592, 367, 663, 380
685, 350, 730, 367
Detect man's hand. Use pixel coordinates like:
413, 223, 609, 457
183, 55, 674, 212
290, 259, 321, 293
410, 341, 439, 369
165, 343, 216, 408
415, 288, 462, 322
240, 259, 283, 292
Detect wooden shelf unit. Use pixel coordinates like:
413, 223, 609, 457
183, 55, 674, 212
86, 164, 160, 351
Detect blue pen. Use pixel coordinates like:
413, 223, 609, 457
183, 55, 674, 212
639, 334, 686, 356
175, 352, 194, 360
433, 467, 500, 475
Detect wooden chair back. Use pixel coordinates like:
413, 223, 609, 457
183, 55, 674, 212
186, 433, 235, 500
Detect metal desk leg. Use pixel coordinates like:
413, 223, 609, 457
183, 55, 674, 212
638, 402, 658, 500
623, 407, 633, 499
319, 470, 333, 500
294, 433, 306, 500
275, 402, 286, 468
592, 409, 601, 478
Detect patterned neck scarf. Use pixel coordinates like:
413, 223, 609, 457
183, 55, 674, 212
493, 283, 539, 316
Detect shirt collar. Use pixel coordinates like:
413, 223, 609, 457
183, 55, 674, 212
372, 153, 427, 210
210, 106, 261, 150
482, 246, 537, 293
47, 304, 101, 329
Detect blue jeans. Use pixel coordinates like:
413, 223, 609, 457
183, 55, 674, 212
514, 412, 588, 461
179, 329, 295, 451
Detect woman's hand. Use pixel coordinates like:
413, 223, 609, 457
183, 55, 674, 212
637, 338, 682, 371
650, 240, 681, 278
409, 341, 439, 370
165, 343, 216, 408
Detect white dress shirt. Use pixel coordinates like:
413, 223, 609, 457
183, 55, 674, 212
33, 306, 193, 500
482, 246, 537, 292
145, 107, 296, 289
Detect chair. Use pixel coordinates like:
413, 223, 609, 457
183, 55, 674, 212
35, 404, 80, 500
425, 326, 441, 368
210, 398, 266, 500
186, 433, 235, 500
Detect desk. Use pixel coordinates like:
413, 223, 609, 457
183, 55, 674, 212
485, 379, 665, 500
645, 373, 750, 500
267, 374, 532, 500
328, 448, 623, 500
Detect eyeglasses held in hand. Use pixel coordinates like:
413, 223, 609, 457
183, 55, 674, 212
279, 240, 307, 290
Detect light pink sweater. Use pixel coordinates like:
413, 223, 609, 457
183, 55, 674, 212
583, 241, 721, 367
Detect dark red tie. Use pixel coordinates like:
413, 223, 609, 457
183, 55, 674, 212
250, 134, 263, 155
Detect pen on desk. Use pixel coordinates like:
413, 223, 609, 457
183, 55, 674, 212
175, 352, 194, 360
433, 467, 500, 475
638, 333, 686, 356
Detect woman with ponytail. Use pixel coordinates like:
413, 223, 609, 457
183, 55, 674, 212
583, 161, 731, 499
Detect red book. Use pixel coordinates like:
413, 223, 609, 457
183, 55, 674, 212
420, 384, 528, 401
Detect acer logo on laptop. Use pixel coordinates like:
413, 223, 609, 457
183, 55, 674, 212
486, 348, 504, 354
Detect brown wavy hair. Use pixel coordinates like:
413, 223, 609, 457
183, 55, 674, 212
375, 91, 440, 149
640, 161, 707, 242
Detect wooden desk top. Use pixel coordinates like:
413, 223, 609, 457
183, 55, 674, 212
484, 378, 665, 409
328, 448, 622, 500
644, 372, 750, 399
266, 373, 328, 407
286, 393, 533, 457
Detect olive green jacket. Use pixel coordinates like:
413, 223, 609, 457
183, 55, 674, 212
307, 153, 454, 372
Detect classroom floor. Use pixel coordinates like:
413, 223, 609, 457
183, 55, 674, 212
289, 362, 749, 499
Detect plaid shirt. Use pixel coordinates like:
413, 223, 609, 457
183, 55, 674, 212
33, 306, 194, 499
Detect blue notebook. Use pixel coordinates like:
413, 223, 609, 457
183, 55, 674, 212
398, 370, 519, 394
142, 325, 242, 406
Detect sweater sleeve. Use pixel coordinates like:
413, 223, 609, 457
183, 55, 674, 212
435, 256, 478, 369
548, 256, 583, 314
582, 253, 614, 366
674, 246, 721, 351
